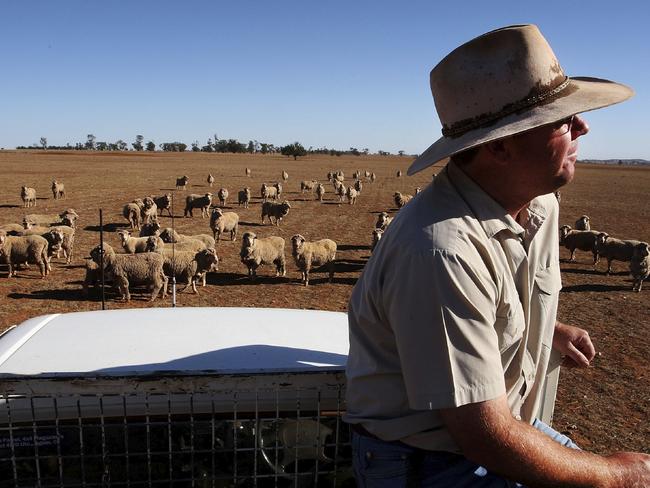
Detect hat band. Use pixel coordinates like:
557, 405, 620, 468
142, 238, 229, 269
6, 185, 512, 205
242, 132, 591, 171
441, 76, 571, 138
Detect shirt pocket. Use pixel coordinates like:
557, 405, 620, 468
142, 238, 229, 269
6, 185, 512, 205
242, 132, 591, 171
535, 264, 562, 296
495, 290, 525, 353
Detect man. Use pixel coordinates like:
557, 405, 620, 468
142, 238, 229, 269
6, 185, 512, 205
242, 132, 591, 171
345, 25, 650, 487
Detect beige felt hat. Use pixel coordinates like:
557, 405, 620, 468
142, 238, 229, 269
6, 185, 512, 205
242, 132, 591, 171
408, 24, 634, 175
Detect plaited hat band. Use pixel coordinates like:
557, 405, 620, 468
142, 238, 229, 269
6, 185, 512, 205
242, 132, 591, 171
441, 76, 571, 138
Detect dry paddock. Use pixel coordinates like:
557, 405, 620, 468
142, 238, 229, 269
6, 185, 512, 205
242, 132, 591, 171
0, 150, 648, 455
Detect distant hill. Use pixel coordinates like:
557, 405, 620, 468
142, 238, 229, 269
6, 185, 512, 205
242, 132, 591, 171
578, 159, 650, 166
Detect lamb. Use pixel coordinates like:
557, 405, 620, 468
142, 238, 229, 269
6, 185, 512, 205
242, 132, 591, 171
20, 186, 37, 207
282, 170, 289, 181
21, 222, 76, 264
158, 228, 215, 249
153, 193, 172, 217
559, 225, 601, 264
138, 222, 161, 237
245, 167, 251, 177
575, 215, 590, 231
290, 234, 337, 286
207, 174, 215, 187
316, 183, 325, 201
630, 242, 649, 292
140, 197, 158, 225
176, 175, 189, 190
184, 193, 212, 218
51, 180, 65, 199
371, 228, 384, 252
261, 200, 291, 226
238, 187, 251, 208
0, 231, 50, 278
239, 232, 286, 280
209, 208, 239, 242
336, 184, 346, 202
375, 212, 393, 231
117, 230, 164, 254
90, 243, 167, 302
157, 247, 219, 293
300, 180, 318, 193
346, 187, 358, 205
394, 191, 413, 209
595, 233, 645, 274
122, 202, 141, 230
261, 183, 278, 202
217, 188, 229, 207
354, 179, 363, 193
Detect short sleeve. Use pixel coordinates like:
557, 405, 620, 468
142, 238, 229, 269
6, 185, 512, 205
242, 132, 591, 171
382, 249, 506, 410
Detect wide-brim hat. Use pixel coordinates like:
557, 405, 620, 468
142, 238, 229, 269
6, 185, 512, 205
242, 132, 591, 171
408, 24, 633, 175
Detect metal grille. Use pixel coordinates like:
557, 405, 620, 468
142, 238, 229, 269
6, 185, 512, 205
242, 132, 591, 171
0, 372, 352, 487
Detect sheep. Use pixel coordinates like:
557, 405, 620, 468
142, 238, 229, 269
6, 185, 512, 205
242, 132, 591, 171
90, 243, 167, 302
217, 188, 229, 207
21, 222, 76, 264
630, 242, 649, 292
176, 175, 189, 190
274, 182, 283, 199
207, 173, 215, 187
316, 183, 325, 201
140, 197, 158, 225
396, 170, 402, 177
353, 170, 361, 180
82, 258, 106, 297
282, 170, 289, 181
16, 227, 64, 261
59, 209, 79, 228
157, 248, 219, 293
595, 233, 645, 274
575, 215, 590, 231
0, 231, 50, 278
20, 186, 37, 207
209, 208, 239, 242
138, 222, 161, 237
184, 193, 212, 218
335, 170, 345, 182
133, 198, 145, 210
370, 172, 376, 183
153, 193, 173, 217
239, 232, 286, 280
158, 228, 215, 249
0, 223, 24, 234
261, 200, 291, 226
24, 210, 77, 227
364, 170, 371, 178
375, 212, 393, 231
51, 180, 65, 199
300, 180, 318, 193
559, 225, 600, 264
261, 183, 278, 202
354, 179, 363, 193
371, 228, 384, 252
238, 187, 251, 208
394, 191, 413, 209
290, 234, 337, 286
122, 202, 141, 230
346, 187, 358, 205
415, 187, 422, 195
117, 230, 164, 254
336, 184, 346, 202
245, 167, 251, 177
554, 190, 562, 203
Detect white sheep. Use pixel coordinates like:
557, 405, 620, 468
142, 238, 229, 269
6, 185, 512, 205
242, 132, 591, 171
157, 247, 219, 293
336, 184, 346, 202
140, 197, 158, 225
261, 183, 278, 202
217, 188, 229, 207
0, 223, 25, 234
415, 187, 422, 195
316, 183, 325, 201
20, 186, 37, 208
575, 215, 590, 231
300, 180, 318, 193
261, 200, 291, 226
559, 225, 601, 264
274, 182, 283, 199
21, 222, 75, 264
0, 230, 50, 278
370, 172, 376, 183
245, 167, 251, 177
375, 212, 393, 231
122, 202, 141, 230
238, 187, 251, 208
207, 174, 215, 187
371, 228, 383, 252
346, 187, 358, 205
290, 234, 337, 286
51, 180, 65, 199
158, 228, 215, 249
153, 193, 172, 217
595, 233, 645, 274
396, 170, 402, 177
240, 231, 286, 280
282, 170, 289, 181
184, 193, 212, 218
630, 242, 649, 292
394, 191, 413, 208
210, 208, 239, 242
90, 243, 167, 302
117, 230, 164, 254
138, 222, 161, 237
354, 179, 363, 193
176, 175, 189, 190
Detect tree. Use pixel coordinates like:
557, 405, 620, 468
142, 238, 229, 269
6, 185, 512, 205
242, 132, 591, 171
40, 137, 47, 150
247, 140, 255, 153
146, 141, 156, 151
132, 134, 144, 151
116, 140, 127, 151
86, 134, 96, 150
398, 150, 405, 157
281, 142, 307, 160
191, 141, 200, 152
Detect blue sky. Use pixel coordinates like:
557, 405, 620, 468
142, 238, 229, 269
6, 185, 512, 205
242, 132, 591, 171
1, 0, 648, 159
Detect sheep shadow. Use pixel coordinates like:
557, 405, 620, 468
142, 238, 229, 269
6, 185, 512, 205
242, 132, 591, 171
338, 244, 370, 251
0, 204, 21, 209
332, 261, 365, 273
322, 201, 343, 205
209, 271, 290, 286
159, 187, 176, 192
8, 288, 87, 301
84, 223, 130, 232
239, 221, 264, 227
561, 284, 631, 293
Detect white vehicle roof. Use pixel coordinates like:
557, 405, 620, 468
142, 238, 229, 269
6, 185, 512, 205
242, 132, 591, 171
0, 307, 349, 377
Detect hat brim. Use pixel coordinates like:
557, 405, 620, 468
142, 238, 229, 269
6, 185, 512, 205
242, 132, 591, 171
407, 77, 634, 176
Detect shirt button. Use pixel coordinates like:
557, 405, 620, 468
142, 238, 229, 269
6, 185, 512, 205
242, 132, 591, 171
515, 414, 522, 421
366, 451, 373, 460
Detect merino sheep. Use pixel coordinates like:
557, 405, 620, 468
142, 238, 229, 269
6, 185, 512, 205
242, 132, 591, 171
24, 210, 77, 228
554, 190, 562, 203
139, 197, 158, 225
394, 191, 413, 209
245, 167, 251, 177
153, 193, 173, 217
16, 227, 64, 261
21, 187, 37, 208
118, 230, 164, 254
0, 231, 50, 278
353, 170, 361, 180
21, 222, 76, 264
316, 183, 325, 201
51, 180, 65, 199
158, 228, 214, 249
370, 172, 376, 183
217, 188, 229, 207
559, 225, 600, 264
282, 170, 289, 181
261, 200, 291, 226
595, 233, 645, 274
240, 232, 286, 280
575, 215, 590, 231
300, 180, 318, 193
346, 187, 358, 204
0, 223, 24, 234
396, 170, 402, 178
290, 234, 337, 286
336, 184, 346, 202
238, 187, 251, 208
261, 183, 278, 202
630, 242, 649, 292
90, 243, 167, 302
176, 175, 189, 190
371, 228, 384, 252
354, 179, 363, 193
184, 193, 212, 218
364, 170, 371, 179
122, 202, 141, 230
82, 258, 108, 297
210, 208, 239, 242
274, 182, 283, 199
375, 211, 393, 231
415, 187, 422, 195
138, 222, 161, 237
207, 174, 215, 187
158, 247, 219, 293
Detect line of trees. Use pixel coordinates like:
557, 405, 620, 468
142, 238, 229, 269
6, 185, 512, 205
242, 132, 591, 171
17, 134, 405, 159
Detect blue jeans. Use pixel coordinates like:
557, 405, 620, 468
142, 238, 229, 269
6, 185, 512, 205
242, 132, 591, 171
352, 419, 579, 487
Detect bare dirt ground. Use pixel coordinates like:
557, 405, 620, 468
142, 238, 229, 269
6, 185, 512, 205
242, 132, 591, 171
0, 150, 647, 455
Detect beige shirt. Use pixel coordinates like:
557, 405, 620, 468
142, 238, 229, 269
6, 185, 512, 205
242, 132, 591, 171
345, 162, 562, 452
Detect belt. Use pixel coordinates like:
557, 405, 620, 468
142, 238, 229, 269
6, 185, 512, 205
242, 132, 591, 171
349, 423, 383, 440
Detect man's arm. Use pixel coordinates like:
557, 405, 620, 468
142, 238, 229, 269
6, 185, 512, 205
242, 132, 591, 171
439, 395, 650, 487
553, 320, 596, 368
